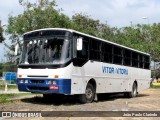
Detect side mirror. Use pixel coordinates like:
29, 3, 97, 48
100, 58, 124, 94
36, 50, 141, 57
77, 38, 83, 51
14, 44, 19, 56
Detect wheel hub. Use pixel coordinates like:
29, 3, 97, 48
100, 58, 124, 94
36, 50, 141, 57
86, 88, 93, 99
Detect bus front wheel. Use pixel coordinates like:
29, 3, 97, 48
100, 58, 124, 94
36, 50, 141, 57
79, 83, 95, 103
125, 82, 137, 98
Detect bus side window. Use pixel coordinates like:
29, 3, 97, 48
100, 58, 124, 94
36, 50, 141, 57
113, 46, 122, 65
124, 49, 131, 66
90, 39, 101, 61
102, 43, 113, 63
139, 54, 143, 68
73, 35, 89, 67
132, 52, 139, 68
144, 55, 150, 69
76, 36, 89, 60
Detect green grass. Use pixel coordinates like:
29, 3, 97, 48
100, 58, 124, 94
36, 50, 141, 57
0, 80, 17, 90
0, 93, 33, 103
0, 80, 17, 84
0, 80, 5, 85
0, 94, 8, 103
150, 83, 160, 89
0, 84, 18, 90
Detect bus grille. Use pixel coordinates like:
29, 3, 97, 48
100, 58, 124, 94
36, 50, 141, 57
30, 80, 45, 84
27, 86, 49, 91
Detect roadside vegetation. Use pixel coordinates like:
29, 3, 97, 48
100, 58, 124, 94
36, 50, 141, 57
151, 83, 160, 89
0, 93, 33, 103
0, 79, 37, 104
0, 80, 17, 90
0, 84, 17, 90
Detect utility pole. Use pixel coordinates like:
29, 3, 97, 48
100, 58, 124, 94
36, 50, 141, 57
130, 21, 133, 28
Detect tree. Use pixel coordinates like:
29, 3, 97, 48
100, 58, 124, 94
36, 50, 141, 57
7, 0, 72, 35
5, 0, 160, 63
0, 63, 3, 76
148, 23, 160, 61
72, 13, 101, 36
0, 20, 5, 43
6, 0, 73, 62
110, 24, 160, 62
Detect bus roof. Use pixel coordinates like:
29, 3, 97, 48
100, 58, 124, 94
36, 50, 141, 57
23, 28, 150, 56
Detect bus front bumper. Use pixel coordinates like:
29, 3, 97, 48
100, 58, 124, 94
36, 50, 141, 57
17, 78, 71, 94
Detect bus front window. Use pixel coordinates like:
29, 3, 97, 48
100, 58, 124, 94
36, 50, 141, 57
20, 38, 71, 65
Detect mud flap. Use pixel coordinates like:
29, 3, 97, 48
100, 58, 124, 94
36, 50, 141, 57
94, 93, 98, 102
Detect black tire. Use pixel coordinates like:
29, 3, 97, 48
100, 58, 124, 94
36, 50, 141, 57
124, 83, 137, 98
124, 92, 129, 98
79, 83, 95, 103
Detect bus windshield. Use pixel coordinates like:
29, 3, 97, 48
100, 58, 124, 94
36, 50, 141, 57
20, 38, 71, 65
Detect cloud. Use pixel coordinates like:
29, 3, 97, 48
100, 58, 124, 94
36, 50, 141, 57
56, 0, 160, 27
0, 0, 24, 25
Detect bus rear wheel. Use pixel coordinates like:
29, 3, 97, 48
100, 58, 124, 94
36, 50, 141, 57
125, 82, 137, 98
79, 83, 95, 103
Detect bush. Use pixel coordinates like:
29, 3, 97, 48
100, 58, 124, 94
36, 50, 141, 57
2, 63, 17, 72
151, 69, 160, 79
150, 82, 160, 89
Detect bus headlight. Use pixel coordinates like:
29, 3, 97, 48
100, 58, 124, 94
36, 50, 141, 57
25, 80, 29, 83
47, 80, 52, 84
52, 81, 56, 85
20, 80, 24, 83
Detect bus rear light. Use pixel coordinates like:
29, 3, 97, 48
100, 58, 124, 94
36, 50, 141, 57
49, 85, 59, 90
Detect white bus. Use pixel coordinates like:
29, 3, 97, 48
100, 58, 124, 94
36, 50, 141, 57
17, 28, 151, 103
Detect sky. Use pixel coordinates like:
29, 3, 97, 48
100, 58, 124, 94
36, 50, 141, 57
0, 0, 160, 62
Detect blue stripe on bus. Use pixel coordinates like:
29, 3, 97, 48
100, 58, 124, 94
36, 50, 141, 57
17, 78, 71, 94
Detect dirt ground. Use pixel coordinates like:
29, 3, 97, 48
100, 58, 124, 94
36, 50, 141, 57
0, 88, 160, 120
